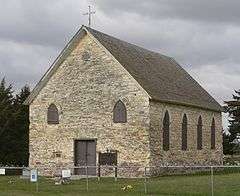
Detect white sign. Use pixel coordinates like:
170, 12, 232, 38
30, 169, 38, 182
0, 169, 5, 175
62, 169, 71, 178
22, 169, 30, 177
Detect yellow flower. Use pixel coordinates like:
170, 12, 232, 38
121, 186, 127, 191
121, 185, 133, 191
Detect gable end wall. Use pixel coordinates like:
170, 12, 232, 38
29, 33, 150, 176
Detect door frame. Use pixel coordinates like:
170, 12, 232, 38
73, 139, 97, 167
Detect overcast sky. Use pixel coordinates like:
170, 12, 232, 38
1, 0, 239, 128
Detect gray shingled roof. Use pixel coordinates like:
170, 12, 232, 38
86, 27, 222, 112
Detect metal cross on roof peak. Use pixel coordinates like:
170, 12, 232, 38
83, 5, 96, 28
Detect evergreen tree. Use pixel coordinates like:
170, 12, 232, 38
0, 79, 30, 166
224, 90, 240, 154
0, 78, 14, 165
11, 86, 30, 166
223, 132, 233, 155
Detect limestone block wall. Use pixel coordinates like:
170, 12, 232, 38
149, 100, 223, 167
29, 32, 151, 175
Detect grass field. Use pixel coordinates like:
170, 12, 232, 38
1, 172, 240, 196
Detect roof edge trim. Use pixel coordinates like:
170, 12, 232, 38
150, 98, 223, 112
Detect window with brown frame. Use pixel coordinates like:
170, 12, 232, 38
182, 114, 188, 151
197, 116, 203, 150
163, 110, 170, 151
113, 100, 127, 123
47, 104, 59, 124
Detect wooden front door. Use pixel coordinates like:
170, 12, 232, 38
74, 140, 96, 175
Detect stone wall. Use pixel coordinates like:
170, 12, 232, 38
149, 100, 223, 168
29, 32, 151, 175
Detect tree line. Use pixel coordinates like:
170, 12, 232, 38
0, 78, 30, 166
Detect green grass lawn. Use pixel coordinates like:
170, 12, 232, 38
1, 172, 240, 196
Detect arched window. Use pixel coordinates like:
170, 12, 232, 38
113, 100, 127, 123
163, 110, 170, 151
47, 104, 59, 124
211, 118, 216, 149
182, 114, 188, 151
197, 116, 203, 150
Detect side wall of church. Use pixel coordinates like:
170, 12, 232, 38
28, 32, 150, 176
149, 100, 223, 168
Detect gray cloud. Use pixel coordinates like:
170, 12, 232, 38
0, 39, 57, 90
0, 0, 88, 47
94, 0, 240, 25
0, 0, 90, 90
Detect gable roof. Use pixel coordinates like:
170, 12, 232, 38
24, 25, 222, 112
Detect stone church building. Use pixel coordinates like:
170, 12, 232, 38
24, 26, 223, 176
